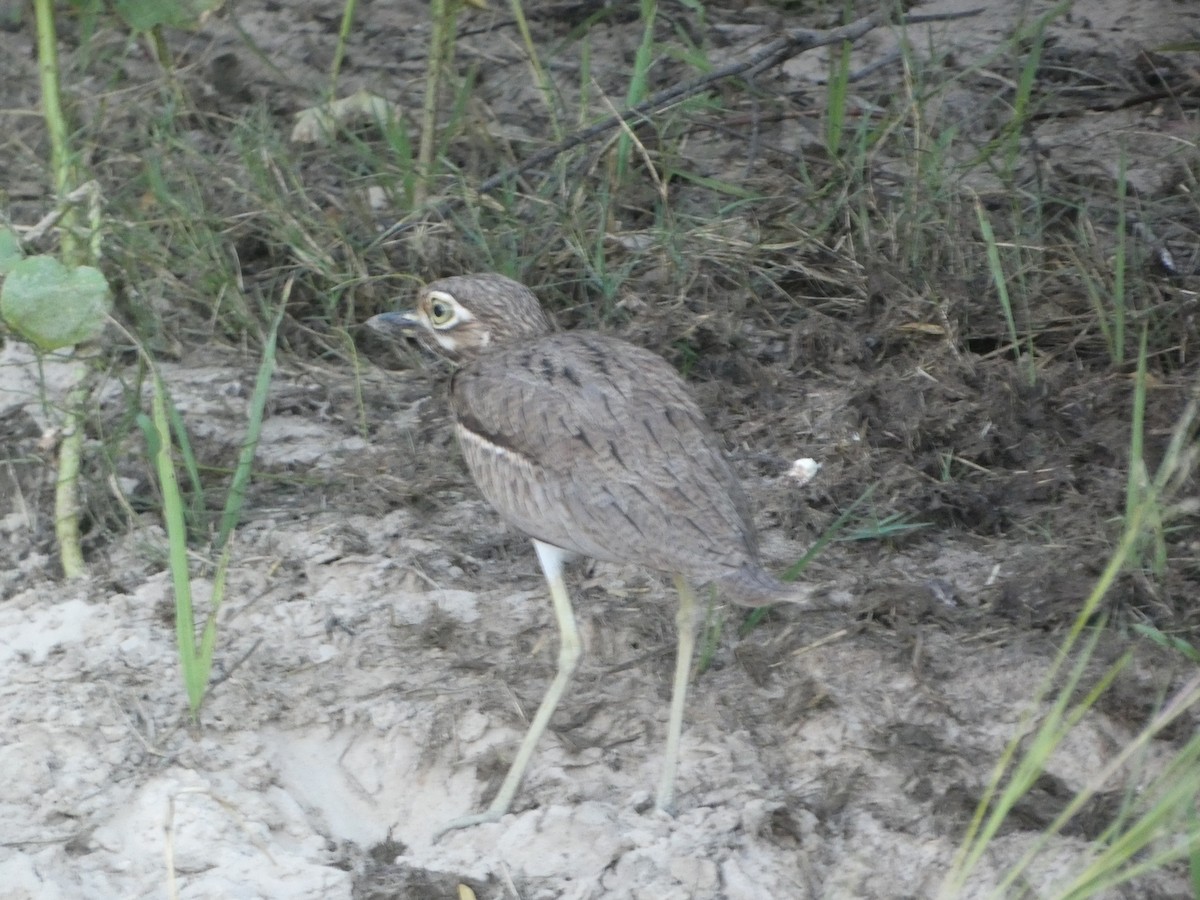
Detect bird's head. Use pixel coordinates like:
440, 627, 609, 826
367, 273, 554, 363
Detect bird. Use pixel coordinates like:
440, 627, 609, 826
368, 273, 828, 838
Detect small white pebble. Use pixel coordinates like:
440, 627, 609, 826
311, 644, 337, 664
118, 636, 141, 655
787, 458, 821, 485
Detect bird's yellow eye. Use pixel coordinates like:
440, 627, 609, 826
428, 299, 455, 327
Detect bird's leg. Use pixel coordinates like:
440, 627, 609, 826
434, 540, 581, 840
656, 574, 698, 814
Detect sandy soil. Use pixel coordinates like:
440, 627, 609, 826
2, 1, 1198, 898
8, 341, 1184, 900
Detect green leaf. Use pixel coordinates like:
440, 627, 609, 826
113, 0, 223, 31
1132, 623, 1200, 664
0, 226, 23, 276
135, 412, 160, 460
0, 255, 111, 350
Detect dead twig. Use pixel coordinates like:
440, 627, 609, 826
372, 6, 984, 244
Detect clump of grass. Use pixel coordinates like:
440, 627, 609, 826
972, 0, 1070, 181
940, 340, 1200, 897
137, 289, 287, 715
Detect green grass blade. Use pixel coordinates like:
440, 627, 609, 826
660, 167, 760, 199
1048, 679, 1200, 897
150, 368, 206, 715
825, 40, 851, 157
1132, 623, 1200, 665
215, 287, 287, 550
1125, 327, 1154, 573
944, 370, 1199, 894
1191, 804, 1200, 898
616, 0, 658, 180
509, 0, 562, 139
166, 394, 206, 536
781, 485, 874, 582
836, 512, 930, 542
328, 0, 358, 94
974, 195, 1034, 386
1113, 150, 1128, 365
741, 486, 874, 635
987, 644, 1130, 896
943, 515, 1152, 893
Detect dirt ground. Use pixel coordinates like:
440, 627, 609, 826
2, 1, 1199, 898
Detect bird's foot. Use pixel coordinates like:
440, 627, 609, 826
432, 808, 506, 843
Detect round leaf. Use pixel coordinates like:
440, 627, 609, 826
1, 256, 112, 350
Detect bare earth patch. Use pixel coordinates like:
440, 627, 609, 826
2, 1, 1198, 898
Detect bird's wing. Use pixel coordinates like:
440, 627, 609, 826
450, 332, 759, 579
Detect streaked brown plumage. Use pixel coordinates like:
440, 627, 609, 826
368, 273, 816, 838
455, 329, 797, 603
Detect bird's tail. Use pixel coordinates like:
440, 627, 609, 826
713, 565, 853, 611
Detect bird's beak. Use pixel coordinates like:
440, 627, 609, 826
366, 310, 421, 339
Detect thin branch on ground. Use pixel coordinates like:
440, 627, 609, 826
372, 6, 984, 244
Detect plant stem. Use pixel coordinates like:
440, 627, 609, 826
54, 386, 86, 577
34, 0, 91, 578
33, 0, 78, 261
